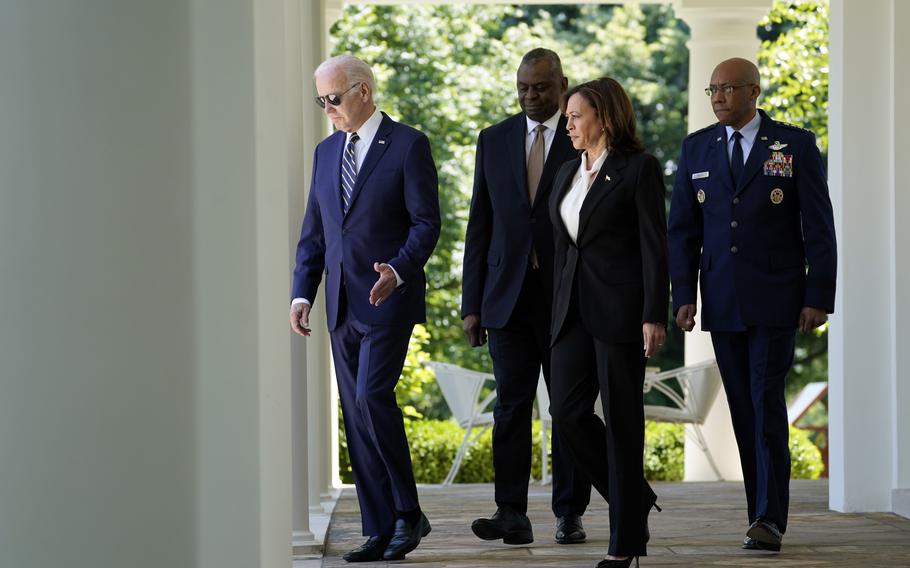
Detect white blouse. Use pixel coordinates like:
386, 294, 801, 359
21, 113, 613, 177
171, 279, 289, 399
560, 150, 608, 243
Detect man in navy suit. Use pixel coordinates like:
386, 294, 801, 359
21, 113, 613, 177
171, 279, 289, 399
668, 58, 837, 552
462, 48, 591, 545
290, 55, 440, 563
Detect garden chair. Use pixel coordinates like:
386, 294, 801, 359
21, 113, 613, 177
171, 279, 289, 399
425, 361, 497, 485
788, 381, 828, 425
589, 360, 722, 478
637, 360, 723, 480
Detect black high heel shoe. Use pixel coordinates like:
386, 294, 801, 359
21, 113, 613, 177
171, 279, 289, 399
596, 556, 639, 568
645, 501, 661, 543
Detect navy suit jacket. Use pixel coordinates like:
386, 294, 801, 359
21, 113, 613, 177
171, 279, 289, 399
550, 152, 669, 344
461, 113, 578, 329
292, 113, 440, 331
668, 109, 837, 331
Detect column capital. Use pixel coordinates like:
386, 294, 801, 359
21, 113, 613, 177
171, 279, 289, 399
674, 0, 772, 53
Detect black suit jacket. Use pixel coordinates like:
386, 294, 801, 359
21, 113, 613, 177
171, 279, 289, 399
550, 151, 670, 344
462, 113, 578, 329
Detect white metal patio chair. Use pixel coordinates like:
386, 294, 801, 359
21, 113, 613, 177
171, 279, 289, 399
589, 360, 723, 478
425, 361, 497, 485
641, 359, 723, 479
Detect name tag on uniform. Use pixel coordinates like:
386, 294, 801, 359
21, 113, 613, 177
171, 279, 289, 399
691, 171, 709, 180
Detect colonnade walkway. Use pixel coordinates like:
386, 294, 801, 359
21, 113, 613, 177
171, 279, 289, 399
315, 480, 910, 567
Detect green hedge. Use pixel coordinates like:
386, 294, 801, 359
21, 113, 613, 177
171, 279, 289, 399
340, 419, 825, 484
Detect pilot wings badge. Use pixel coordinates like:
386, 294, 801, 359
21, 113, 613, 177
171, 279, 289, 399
768, 141, 789, 151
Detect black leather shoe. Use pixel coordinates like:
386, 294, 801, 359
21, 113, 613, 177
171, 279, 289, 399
596, 556, 639, 567
342, 536, 390, 563
745, 519, 782, 551
382, 512, 431, 560
742, 536, 781, 551
555, 514, 586, 544
471, 506, 533, 544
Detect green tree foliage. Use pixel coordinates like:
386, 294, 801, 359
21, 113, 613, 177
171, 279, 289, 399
758, 0, 829, 153
758, 0, 831, 402
330, 1, 831, 422
331, 5, 689, 411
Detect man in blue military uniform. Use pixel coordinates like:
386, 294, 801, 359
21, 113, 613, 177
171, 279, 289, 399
668, 57, 837, 552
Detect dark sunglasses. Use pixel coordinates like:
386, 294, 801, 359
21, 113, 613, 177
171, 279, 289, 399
315, 82, 361, 108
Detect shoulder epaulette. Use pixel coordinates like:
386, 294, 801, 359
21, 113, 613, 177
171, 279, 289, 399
776, 121, 814, 135
686, 122, 719, 139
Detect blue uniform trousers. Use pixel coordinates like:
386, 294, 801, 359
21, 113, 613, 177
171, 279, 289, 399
711, 326, 796, 533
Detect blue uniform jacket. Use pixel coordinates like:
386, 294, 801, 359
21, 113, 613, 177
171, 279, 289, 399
668, 109, 837, 331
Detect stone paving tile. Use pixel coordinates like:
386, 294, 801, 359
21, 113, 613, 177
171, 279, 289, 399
320, 480, 910, 567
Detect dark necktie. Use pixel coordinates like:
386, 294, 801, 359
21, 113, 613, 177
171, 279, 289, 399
730, 130, 744, 186
341, 132, 359, 214
527, 123, 546, 206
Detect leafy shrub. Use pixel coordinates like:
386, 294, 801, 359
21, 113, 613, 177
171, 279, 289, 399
339, 419, 823, 484
789, 424, 824, 479
644, 422, 686, 481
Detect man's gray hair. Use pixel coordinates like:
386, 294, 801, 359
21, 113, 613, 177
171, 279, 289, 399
314, 55, 375, 91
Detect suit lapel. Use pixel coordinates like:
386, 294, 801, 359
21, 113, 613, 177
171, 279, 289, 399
576, 152, 626, 243
551, 156, 580, 239
346, 113, 393, 215
508, 115, 531, 210
735, 110, 775, 195
326, 132, 346, 223
533, 115, 575, 212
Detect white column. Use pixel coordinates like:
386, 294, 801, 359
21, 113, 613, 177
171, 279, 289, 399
828, 0, 894, 513
673, 0, 772, 481
0, 3, 196, 567
290, 0, 317, 547
893, 0, 910, 521
193, 0, 294, 565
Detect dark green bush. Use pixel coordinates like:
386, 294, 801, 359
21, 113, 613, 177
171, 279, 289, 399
339, 419, 823, 484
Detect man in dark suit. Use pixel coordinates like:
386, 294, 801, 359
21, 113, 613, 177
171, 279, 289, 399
668, 58, 837, 552
461, 48, 591, 545
290, 55, 440, 563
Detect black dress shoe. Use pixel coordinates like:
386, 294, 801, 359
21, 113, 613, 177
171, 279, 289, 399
471, 506, 533, 544
382, 512, 431, 560
596, 556, 639, 567
745, 519, 782, 551
742, 536, 781, 551
555, 514, 586, 544
342, 536, 390, 563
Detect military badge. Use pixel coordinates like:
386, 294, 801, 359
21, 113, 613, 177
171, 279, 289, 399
770, 188, 784, 204
763, 146, 793, 177
697, 189, 706, 203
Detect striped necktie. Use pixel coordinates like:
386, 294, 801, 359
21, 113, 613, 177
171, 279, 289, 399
341, 132, 359, 215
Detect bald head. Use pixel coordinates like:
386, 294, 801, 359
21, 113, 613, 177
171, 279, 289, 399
713, 58, 760, 85
708, 58, 761, 129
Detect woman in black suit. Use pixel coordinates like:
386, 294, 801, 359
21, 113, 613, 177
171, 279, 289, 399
548, 77, 669, 568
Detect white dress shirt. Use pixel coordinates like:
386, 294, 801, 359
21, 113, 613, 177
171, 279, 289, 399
525, 110, 562, 161
292, 107, 401, 308
560, 150, 609, 243
725, 111, 761, 165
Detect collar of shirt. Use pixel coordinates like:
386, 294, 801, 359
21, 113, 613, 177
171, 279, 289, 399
724, 110, 761, 164
525, 110, 562, 159
345, 107, 383, 170
577, 148, 609, 187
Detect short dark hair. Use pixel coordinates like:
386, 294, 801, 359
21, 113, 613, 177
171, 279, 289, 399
562, 77, 644, 155
520, 48, 564, 77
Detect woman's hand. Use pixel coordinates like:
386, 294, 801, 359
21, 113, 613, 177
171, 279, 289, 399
643, 322, 666, 358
